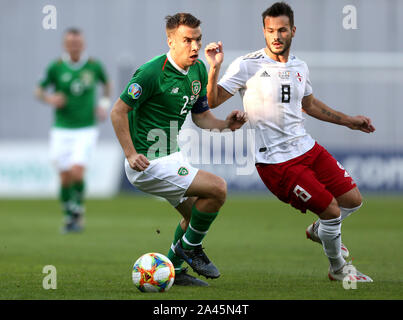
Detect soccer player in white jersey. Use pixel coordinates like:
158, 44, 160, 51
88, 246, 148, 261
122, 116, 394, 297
205, 2, 376, 282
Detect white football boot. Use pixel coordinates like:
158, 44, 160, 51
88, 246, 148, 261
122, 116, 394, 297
306, 221, 350, 259
328, 261, 373, 282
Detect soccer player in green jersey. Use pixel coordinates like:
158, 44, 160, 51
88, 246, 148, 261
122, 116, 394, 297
36, 28, 111, 233
111, 13, 247, 286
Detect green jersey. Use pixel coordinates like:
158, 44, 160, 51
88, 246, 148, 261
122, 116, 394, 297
40, 56, 108, 128
120, 53, 209, 160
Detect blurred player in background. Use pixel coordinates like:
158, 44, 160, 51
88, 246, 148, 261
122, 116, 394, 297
206, 2, 375, 282
36, 28, 111, 233
111, 13, 247, 286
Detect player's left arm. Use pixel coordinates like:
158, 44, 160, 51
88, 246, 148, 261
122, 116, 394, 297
96, 61, 112, 121
96, 81, 112, 121
192, 108, 247, 131
301, 94, 375, 133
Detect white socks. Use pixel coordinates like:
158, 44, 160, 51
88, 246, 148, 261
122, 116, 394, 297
340, 203, 362, 221
318, 217, 345, 271
315, 204, 362, 271
315, 203, 362, 226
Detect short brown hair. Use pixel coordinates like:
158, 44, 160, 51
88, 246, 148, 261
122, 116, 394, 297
165, 13, 201, 34
64, 27, 82, 35
262, 2, 294, 27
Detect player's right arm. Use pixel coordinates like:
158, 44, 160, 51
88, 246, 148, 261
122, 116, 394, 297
112, 65, 156, 172
205, 41, 233, 108
110, 98, 150, 171
35, 87, 66, 109
35, 62, 66, 109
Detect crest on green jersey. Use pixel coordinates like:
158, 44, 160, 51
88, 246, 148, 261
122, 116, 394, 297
81, 70, 94, 86
177, 167, 189, 176
70, 79, 84, 96
191, 80, 201, 95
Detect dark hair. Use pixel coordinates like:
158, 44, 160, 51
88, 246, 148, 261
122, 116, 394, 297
165, 13, 201, 32
262, 2, 294, 27
64, 27, 82, 35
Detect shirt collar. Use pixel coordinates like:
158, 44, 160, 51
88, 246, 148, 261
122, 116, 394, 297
261, 48, 295, 65
62, 52, 89, 70
167, 51, 188, 75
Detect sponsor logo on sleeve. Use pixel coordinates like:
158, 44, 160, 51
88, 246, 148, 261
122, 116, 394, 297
128, 83, 142, 99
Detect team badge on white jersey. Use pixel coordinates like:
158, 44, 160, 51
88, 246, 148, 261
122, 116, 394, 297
296, 72, 303, 82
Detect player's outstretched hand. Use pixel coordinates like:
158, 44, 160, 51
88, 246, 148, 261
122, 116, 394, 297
226, 110, 248, 131
205, 41, 224, 67
347, 115, 376, 133
128, 153, 150, 172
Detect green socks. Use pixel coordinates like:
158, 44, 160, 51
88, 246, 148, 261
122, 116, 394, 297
181, 205, 219, 249
167, 223, 186, 272
167, 205, 219, 274
59, 180, 85, 217
72, 180, 85, 212
60, 185, 73, 217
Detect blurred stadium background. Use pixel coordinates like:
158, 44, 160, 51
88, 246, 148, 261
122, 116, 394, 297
1, 0, 402, 198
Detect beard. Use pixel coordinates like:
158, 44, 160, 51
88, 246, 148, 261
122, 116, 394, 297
267, 37, 292, 56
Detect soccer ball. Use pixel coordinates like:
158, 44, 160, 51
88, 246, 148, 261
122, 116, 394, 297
132, 252, 175, 292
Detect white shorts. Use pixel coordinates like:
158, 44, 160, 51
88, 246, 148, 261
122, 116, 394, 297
124, 152, 199, 207
49, 126, 99, 171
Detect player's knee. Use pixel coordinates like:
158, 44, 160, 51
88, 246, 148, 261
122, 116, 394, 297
341, 193, 362, 210
212, 177, 227, 206
180, 217, 189, 231
337, 187, 362, 209
319, 198, 341, 220
71, 165, 85, 182
349, 192, 362, 208
60, 171, 73, 186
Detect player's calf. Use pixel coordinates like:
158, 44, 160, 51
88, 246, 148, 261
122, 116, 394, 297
306, 220, 350, 259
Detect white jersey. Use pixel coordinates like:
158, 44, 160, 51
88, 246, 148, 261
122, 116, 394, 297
218, 48, 316, 164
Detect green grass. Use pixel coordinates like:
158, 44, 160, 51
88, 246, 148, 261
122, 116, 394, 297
0, 194, 402, 300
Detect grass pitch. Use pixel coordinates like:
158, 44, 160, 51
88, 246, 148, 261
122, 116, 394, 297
0, 194, 402, 300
